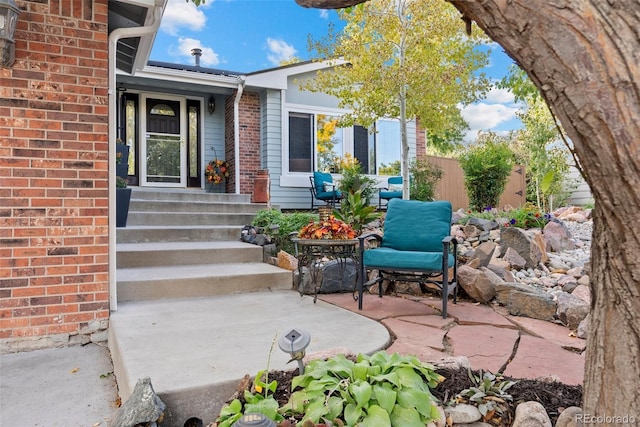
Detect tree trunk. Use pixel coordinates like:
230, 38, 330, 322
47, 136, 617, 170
449, 0, 640, 419
297, 0, 640, 416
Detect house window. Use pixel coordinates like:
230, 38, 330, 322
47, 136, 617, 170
289, 113, 313, 172
287, 112, 400, 175
316, 114, 343, 172
373, 119, 401, 174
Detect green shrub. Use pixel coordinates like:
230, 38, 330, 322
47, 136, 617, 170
409, 158, 443, 202
338, 156, 377, 204
252, 209, 317, 255
459, 140, 514, 211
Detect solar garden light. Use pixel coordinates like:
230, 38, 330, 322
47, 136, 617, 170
278, 328, 311, 374
232, 413, 276, 427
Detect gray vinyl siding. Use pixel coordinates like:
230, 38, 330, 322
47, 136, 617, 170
203, 94, 226, 176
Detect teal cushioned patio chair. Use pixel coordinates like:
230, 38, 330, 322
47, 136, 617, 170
378, 176, 403, 209
358, 198, 458, 318
309, 171, 343, 210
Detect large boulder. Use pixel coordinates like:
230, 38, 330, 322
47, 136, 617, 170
543, 221, 575, 252
556, 292, 590, 329
457, 265, 499, 303
500, 227, 542, 269
495, 282, 557, 321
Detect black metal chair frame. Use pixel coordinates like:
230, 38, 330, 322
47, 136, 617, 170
309, 176, 342, 210
357, 234, 459, 318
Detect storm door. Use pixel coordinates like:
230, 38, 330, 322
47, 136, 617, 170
141, 96, 186, 187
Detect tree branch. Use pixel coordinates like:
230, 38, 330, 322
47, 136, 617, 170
295, 0, 367, 8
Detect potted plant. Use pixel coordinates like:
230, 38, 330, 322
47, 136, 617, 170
205, 158, 230, 192
116, 139, 129, 179
116, 176, 131, 227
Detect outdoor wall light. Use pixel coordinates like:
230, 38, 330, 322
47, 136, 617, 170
232, 413, 276, 427
0, 0, 20, 68
208, 95, 216, 114
278, 328, 311, 375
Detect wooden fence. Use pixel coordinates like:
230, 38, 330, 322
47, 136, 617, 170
426, 156, 526, 210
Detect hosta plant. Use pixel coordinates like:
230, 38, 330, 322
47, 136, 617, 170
280, 351, 444, 427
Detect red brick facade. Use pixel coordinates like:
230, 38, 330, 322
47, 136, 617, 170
225, 90, 262, 196
0, 1, 110, 350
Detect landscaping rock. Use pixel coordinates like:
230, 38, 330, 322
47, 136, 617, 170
577, 313, 590, 339
512, 401, 552, 427
500, 227, 543, 269
543, 221, 575, 252
277, 250, 298, 271
555, 406, 583, 427
467, 217, 496, 232
503, 247, 527, 270
570, 284, 591, 304
495, 283, 557, 321
457, 265, 497, 303
319, 258, 358, 293
444, 403, 482, 424
470, 241, 497, 268
557, 292, 589, 329
112, 377, 166, 427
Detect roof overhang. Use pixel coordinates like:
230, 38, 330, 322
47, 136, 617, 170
108, 0, 167, 74
245, 59, 347, 90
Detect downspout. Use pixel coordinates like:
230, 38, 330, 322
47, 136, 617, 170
233, 77, 246, 194
107, 5, 163, 312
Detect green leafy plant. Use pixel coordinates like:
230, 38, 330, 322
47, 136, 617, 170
503, 202, 551, 229
216, 337, 285, 427
333, 189, 381, 235
116, 176, 128, 188
459, 136, 514, 211
280, 351, 444, 427
337, 156, 377, 204
452, 369, 517, 421
252, 209, 318, 254
409, 158, 443, 202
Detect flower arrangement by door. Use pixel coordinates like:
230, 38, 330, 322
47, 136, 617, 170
205, 158, 229, 185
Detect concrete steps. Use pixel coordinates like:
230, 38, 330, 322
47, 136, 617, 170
116, 187, 292, 302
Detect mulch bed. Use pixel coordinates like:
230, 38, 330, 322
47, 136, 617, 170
264, 365, 582, 426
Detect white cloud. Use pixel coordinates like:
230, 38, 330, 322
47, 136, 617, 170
319, 9, 329, 19
461, 102, 519, 131
266, 38, 297, 66
484, 86, 516, 104
172, 37, 220, 67
160, 0, 209, 36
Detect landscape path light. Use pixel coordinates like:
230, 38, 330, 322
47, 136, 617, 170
232, 413, 276, 427
278, 328, 311, 374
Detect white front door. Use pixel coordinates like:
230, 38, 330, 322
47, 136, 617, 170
140, 96, 187, 187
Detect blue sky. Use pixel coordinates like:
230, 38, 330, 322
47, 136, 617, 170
150, 0, 524, 140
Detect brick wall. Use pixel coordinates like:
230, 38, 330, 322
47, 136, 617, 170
0, 1, 110, 351
224, 90, 261, 196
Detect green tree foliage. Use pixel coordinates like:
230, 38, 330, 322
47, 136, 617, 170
459, 134, 514, 211
499, 66, 573, 210
303, 0, 490, 198
409, 157, 443, 201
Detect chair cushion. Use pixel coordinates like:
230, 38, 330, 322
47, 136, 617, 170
387, 184, 403, 192
313, 171, 333, 193
316, 190, 342, 200
363, 247, 455, 271
379, 190, 402, 200
382, 199, 452, 252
